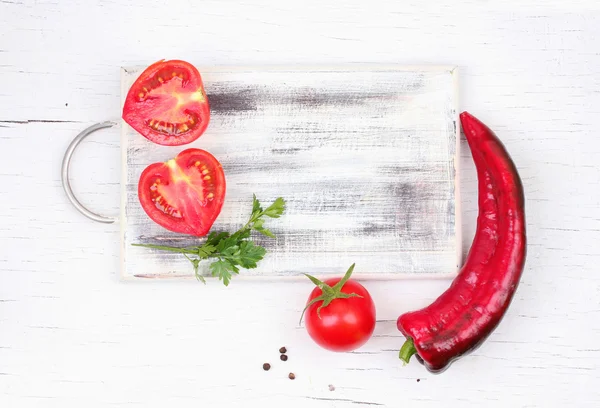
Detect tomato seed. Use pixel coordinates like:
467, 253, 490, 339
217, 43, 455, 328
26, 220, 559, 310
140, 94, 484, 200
263, 363, 271, 371
279, 347, 287, 354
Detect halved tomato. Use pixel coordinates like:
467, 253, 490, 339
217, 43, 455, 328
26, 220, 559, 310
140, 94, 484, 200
138, 148, 226, 236
122, 59, 210, 146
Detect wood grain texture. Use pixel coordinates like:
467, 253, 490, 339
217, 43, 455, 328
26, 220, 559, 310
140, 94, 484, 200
1, 0, 600, 407
122, 66, 460, 280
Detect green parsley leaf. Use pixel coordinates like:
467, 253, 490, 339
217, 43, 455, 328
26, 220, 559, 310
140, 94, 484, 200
210, 259, 235, 286
252, 193, 263, 216
256, 228, 275, 238
221, 245, 243, 265
253, 218, 265, 230
216, 235, 240, 252
238, 241, 266, 268
206, 231, 230, 246
231, 228, 251, 241
197, 244, 216, 259
262, 197, 286, 218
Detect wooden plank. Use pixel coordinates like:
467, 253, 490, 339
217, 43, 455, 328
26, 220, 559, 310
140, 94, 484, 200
120, 65, 460, 280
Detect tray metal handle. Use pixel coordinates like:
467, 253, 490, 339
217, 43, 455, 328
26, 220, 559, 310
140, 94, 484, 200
61, 121, 119, 224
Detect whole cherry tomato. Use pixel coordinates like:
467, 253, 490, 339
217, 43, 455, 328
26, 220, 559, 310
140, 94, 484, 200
301, 264, 376, 352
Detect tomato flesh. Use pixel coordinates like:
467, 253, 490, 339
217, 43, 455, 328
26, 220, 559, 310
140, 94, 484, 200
123, 59, 210, 146
305, 278, 376, 352
138, 148, 225, 236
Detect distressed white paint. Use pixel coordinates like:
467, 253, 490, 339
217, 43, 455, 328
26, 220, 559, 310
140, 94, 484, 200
121, 65, 459, 280
1, 1, 600, 407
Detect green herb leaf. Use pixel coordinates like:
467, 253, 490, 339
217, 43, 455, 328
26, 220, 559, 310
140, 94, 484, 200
263, 197, 286, 218
252, 193, 263, 215
252, 219, 276, 238
238, 241, 267, 268
252, 218, 265, 230
256, 228, 276, 238
222, 245, 242, 265
232, 228, 252, 241
206, 231, 230, 246
197, 244, 216, 259
210, 259, 235, 286
216, 235, 240, 252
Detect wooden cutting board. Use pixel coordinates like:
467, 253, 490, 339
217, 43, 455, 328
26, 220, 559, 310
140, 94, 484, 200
119, 65, 460, 281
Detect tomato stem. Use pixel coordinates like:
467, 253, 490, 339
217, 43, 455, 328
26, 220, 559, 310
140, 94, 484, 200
399, 338, 417, 365
299, 264, 363, 325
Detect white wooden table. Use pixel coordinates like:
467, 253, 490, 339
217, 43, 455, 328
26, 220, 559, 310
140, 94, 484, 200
1, 1, 599, 406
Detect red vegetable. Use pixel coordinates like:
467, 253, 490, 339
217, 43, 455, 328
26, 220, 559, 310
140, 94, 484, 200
397, 111, 527, 373
138, 148, 225, 236
301, 264, 376, 352
122, 59, 210, 146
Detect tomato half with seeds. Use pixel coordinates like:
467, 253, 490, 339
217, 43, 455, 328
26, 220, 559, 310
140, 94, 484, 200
138, 148, 225, 236
122, 59, 210, 146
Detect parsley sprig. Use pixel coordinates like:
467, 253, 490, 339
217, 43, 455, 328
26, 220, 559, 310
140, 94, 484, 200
132, 195, 286, 286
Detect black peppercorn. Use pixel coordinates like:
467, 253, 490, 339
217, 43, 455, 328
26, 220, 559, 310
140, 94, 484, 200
288, 373, 295, 380
280, 354, 288, 361
279, 347, 287, 354
263, 363, 271, 371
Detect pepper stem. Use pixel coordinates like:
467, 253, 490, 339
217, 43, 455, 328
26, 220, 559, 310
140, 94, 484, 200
399, 338, 417, 365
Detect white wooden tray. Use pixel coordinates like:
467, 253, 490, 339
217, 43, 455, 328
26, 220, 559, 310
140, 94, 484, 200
119, 65, 460, 281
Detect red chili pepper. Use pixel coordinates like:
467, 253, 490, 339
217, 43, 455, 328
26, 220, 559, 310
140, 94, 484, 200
397, 111, 527, 373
